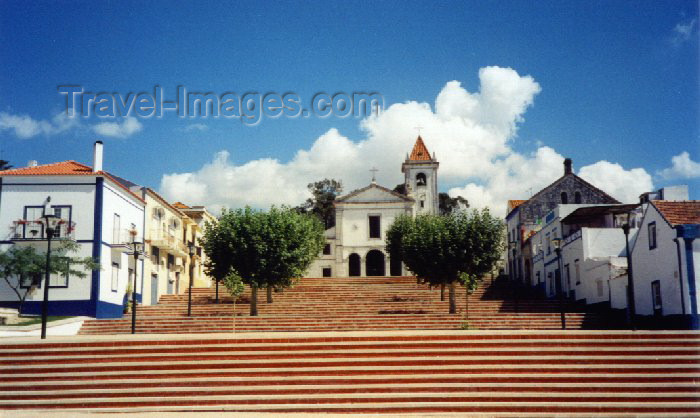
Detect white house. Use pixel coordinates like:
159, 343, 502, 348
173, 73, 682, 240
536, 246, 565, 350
306, 136, 437, 278
558, 204, 641, 307
631, 199, 699, 321
529, 204, 613, 298
0, 141, 146, 318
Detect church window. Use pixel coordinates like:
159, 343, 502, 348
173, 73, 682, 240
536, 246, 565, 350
416, 173, 427, 186
323, 244, 331, 255
369, 215, 381, 239
561, 192, 568, 204
420, 200, 425, 208
574, 191, 582, 204
322, 267, 332, 277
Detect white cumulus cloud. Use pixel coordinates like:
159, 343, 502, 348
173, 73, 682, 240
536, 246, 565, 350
0, 111, 78, 138
159, 66, 654, 216
578, 161, 653, 203
93, 117, 143, 138
658, 151, 700, 180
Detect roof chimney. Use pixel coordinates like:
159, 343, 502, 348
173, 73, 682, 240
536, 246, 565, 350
93, 141, 103, 172
564, 158, 573, 175
27, 160, 38, 167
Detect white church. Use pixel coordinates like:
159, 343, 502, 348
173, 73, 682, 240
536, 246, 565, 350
306, 136, 439, 278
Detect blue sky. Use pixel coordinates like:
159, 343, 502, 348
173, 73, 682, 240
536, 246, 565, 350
1, 1, 698, 213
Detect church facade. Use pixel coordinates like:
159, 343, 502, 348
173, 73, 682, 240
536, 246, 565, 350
306, 137, 439, 278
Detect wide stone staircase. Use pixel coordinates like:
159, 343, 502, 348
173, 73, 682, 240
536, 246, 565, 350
1, 331, 699, 414
78, 276, 621, 335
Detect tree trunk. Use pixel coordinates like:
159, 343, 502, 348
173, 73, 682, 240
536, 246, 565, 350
215, 280, 219, 303
250, 284, 258, 316
440, 283, 445, 301
267, 285, 273, 303
448, 282, 456, 314
465, 286, 469, 321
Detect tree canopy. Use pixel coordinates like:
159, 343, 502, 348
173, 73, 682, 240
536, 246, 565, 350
201, 206, 325, 315
297, 179, 343, 229
0, 240, 99, 314
386, 209, 504, 314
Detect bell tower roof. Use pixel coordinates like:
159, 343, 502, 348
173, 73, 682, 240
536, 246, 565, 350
408, 136, 433, 161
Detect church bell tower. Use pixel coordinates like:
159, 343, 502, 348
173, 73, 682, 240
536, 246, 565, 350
402, 136, 439, 215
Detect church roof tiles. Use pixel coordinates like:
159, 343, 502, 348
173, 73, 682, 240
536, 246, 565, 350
408, 136, 432, 161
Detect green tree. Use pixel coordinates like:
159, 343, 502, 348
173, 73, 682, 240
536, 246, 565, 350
222, 270, 246, 333
386, 209, 504, 314
439, 192, 469, 215
201, 206, 324, 316
0, 240, 100, 315
0, 160, 12, 171
297, 179, 343, 229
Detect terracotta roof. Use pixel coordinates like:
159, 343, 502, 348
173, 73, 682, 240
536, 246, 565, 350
652, 201, 700, 226
408, 136, 432, 161
0, 160, 93, 176
508, 200, 526, 211
0, 160, 145, 205
172, 202, 190, 209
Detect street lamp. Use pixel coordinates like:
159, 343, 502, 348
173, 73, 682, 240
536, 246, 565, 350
622, 214, 636, 330
187, 240, 196, 317
552, 237, 566, 330
130, 235, 144, 335
40, 197, 61, 340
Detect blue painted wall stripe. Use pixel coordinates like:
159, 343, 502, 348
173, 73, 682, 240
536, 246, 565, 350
90, 177, 104, 317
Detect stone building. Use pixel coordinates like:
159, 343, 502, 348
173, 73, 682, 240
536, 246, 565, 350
505, 158, 619, 286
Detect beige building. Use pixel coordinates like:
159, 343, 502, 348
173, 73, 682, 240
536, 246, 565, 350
173, 202, 217, 288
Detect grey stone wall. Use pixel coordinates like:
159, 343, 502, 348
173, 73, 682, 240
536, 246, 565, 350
519, 175, 619, 224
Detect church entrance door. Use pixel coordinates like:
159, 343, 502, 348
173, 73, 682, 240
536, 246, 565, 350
348, 253, 361, 276
366, 250, 385, 276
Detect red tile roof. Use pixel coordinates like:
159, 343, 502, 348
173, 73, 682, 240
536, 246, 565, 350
652, 200, 700, 226
0, 161, 93, 176
408, 136, 432, 161
0, 160, 145, 204
172, 202, 190, 209
508, 200, 526, 211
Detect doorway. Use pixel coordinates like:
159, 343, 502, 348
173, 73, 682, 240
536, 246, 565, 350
366, 250, 385, 276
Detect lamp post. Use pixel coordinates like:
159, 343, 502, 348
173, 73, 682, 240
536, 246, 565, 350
552, 237, 566, 330
130, 236, 144, 335
40, 197, 60, 340
622, 217, 636, 330
187, 240, 196, 317
508, 240, 519, 313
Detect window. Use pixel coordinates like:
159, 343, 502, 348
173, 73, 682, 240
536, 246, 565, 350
20, 272, 42, 289
323, 244, 331, 255
420, 200, 425, 208
113, 213, 121, 245
574, 260, 581, 285
111, 263, 119, 292
536, 271, 541, 284
369, 215, 381, 239
648, 222, 657, 249
596, 280, 604, 297
561, 192, 568, 204
322, 267, 332, 277
416, 173, 427, 186
651, 280, 662, 313
52, 207, 72, 238
574, 191, 582, 204
565, 264, 571, 289
546, 234, 551, 255
23, 206, 45, 239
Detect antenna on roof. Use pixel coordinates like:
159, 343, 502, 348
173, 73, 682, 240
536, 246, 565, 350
414, 126, 423, 137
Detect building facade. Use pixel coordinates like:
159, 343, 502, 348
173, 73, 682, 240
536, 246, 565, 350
0, 142, 146, 318
306, 136, 438, 278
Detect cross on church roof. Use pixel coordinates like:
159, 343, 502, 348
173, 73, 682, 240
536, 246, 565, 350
370, 167, 378, 183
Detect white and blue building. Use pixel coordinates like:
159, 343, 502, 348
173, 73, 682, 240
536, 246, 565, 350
0, 141, 146, 318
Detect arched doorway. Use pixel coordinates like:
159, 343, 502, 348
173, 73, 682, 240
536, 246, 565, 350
366, 250, 385, 276
348, 253, 361, 276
